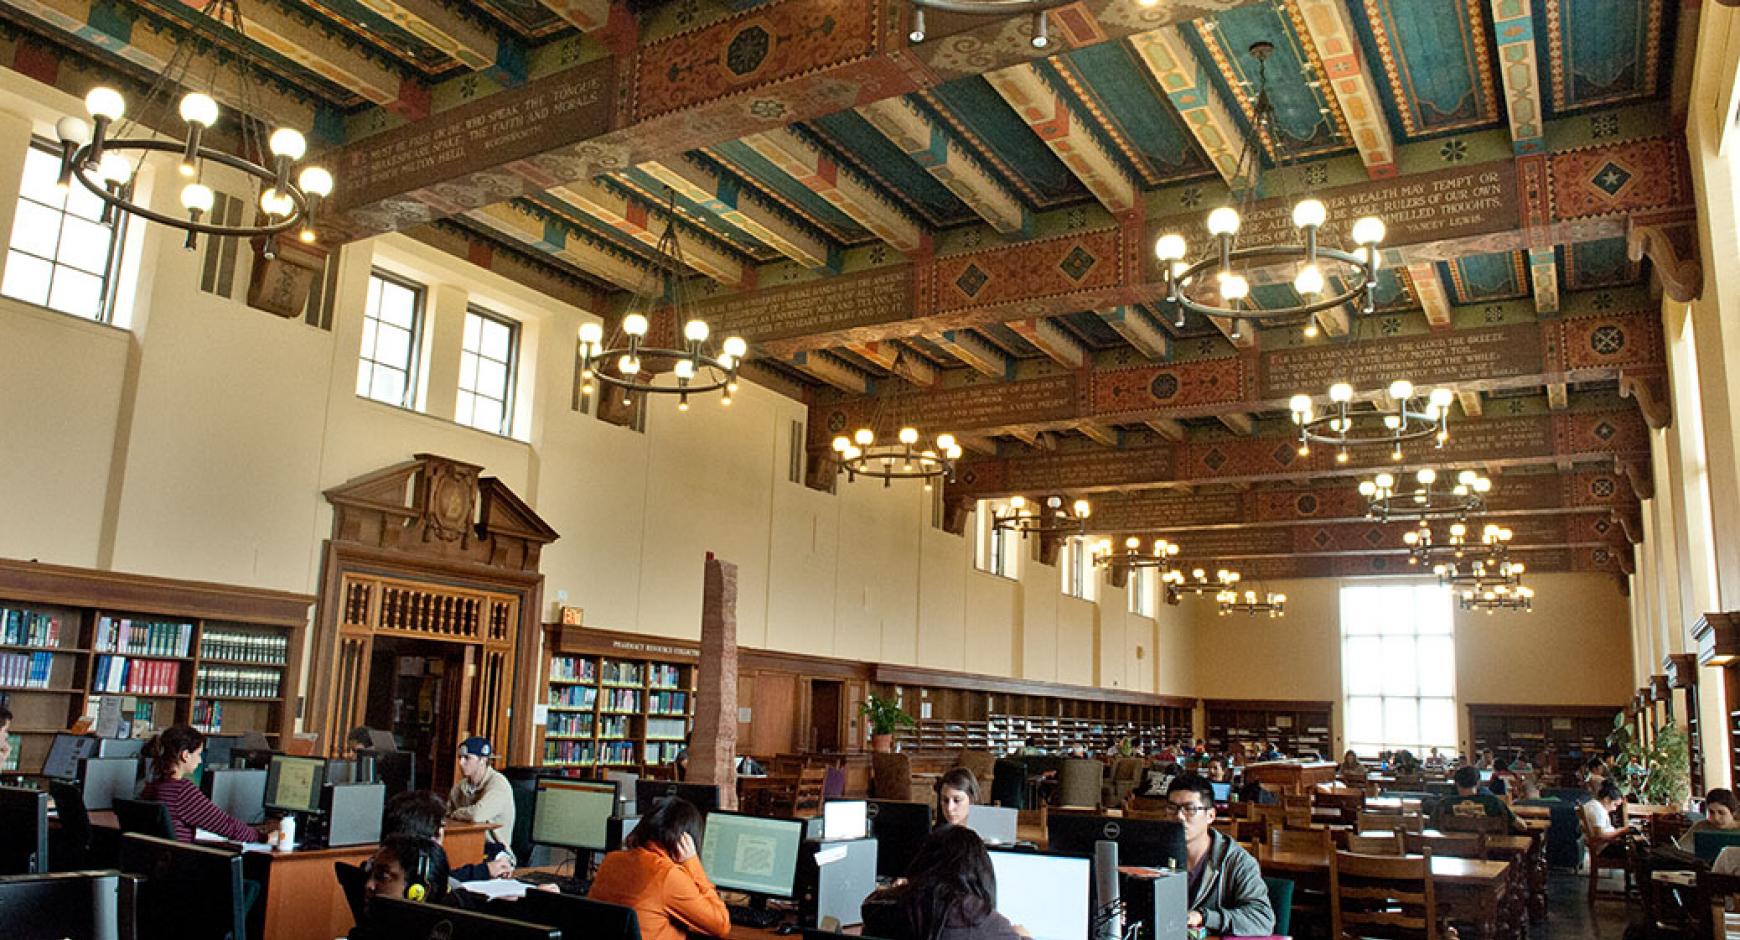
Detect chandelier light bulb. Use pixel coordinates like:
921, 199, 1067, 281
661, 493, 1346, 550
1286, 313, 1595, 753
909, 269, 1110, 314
1450, 523, 1467, 538
258, 188, 294, 217
85, 86, 125, 121
1457, 469, 1478, 485
1125, 536, 1141, 550
898, 427, 919, 445
1303, 321, 1320, 339
99, 152, 133, 184
936, 433, 957, 452
832, 436, 849, 453
618, 354, 641, 375
1473, 477, 1491, 493
298, 166, 334, 198
268, 127, 307, 161
178, 92, 219, 127
1154, 233, 1187, 262
1329, 382, 1354, 403
1383, 414, 1402, 430
1289, 394, 1313, 415
1388, 379, 1414, 400
56, 116, 91, 147
180, 182, 215, 213
1293, 264, 1324, 296
1374, 472, 1394, 489
1291, 198, 1327, 229
1428, 387, 1455, 408
1030, 10, 1049, 48
684, 319, 710, 342
1358, 480, 1376, 497
1416, 468, 1436, 485
1220, 273, 1249, 301
1073, 499, 1090, 517
578, 322, 604, 347
621, 313, 648, 337
1351, 216, 1386, 246
1206, 206, 1240, 237
674, 359, 696, 380
1336, 449, 1349, 464
852, 428, 876, 448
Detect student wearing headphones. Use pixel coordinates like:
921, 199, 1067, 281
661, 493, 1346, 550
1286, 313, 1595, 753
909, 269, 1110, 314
347, 835, 450, 940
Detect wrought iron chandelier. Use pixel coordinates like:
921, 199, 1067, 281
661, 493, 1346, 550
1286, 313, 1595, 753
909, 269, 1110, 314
829, 390, 961, 490
1431, 525, 1520, 584
578, 190, 748, 412
1458, 582, 1534, 613
1361, 468, 1491, 522
53, 0, 333, 254
991, 496, 1091, 537
1218, 586, 1287, 618
1092, 536, 1182, 572
1164, 567, 1242, 604
903, 0, 1078, 49
1288, 380, 1454, 464
1152, 41, 1385, 341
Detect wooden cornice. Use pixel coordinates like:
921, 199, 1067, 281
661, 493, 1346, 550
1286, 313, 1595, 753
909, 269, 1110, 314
873, 662, 1196, 709
0, 557, 313, 626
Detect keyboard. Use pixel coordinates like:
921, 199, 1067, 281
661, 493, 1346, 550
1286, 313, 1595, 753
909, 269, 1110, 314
517, 871, 589, 895
727, 905, 785, 930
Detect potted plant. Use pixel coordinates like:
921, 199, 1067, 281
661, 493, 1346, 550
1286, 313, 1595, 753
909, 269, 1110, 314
860, 694, 914, 753
1622, 721, 1692, 808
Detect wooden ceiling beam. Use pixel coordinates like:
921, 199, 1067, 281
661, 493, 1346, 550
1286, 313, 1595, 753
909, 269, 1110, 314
1218, 413, 1254, 436
1403, 262, 1454, 329
532, 0, 615, 31
1293, 0, 1398, 178
787, 350, 872, 394
1458, 390, 1484, 418
1098, 306, 1171, 360
844, 341, 939, 388
742, 129, 927, 255
1144, 418, 1187, 442
1127, 26, 1259, 191
351, 0, 501, 73
545, 179, 749, 287
1076, 422, 1119, 447
1488, 0, 1548, 155
1528, 246, 1560, 314
1008, 317, 1087, 369
930, 330, 1012, 379
983, 62, 1137, 214
466, 201, 645, 289
169, 0, 406, 107
857, 97, 1030, 236
636, 158, 834, 269
1314, 306, 1352, 339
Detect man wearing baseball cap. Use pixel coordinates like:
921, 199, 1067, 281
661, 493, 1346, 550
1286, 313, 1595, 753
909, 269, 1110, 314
448, 735, 515, 859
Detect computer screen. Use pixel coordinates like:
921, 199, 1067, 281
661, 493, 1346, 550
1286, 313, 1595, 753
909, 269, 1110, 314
119, 833, 247, 940
604, 770, 638, 815
80, 757, 141, 812
822, 800, 868, 841
634, 781, 719, 815
1210, 781, 1232, 804
989, 850, 1091, 940
42, 733, 97, 780
531, 779, 617, 852
607, 814, 640, 851
1046, 814, 1187, 870
963, 805, 1019, 845
867, 799, 933, 878
1694, 829, 1740, 864
1478, 770, 1494, 783
509, 890, 640, 940
324, 760, 355, 785
203, 768, 267, 825
323, 782, 385, 847
369, 897, 559, 939
95, 737, 144, 759
355, 748, 415, 800
0, 785, 49, 875
0, 870, 129, 940
699, 812, 804, 899
264, 755, 325, 814
201, 734, 239, 770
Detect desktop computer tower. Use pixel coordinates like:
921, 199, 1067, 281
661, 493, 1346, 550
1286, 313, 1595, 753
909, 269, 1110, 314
797, 837, 878, 929
1123, 869, 1189, 940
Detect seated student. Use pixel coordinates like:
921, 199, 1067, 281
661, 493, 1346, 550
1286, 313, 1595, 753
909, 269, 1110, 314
588, 797, 729, 940
139, 724, 263, 843
447, 736, 515, 862
1679, 789, 1740, 850
0, 704, 11, 770
1166, 774, 1275, 937
348, 835, 451, 940
1581, 756, 1610, 795
1256, 740, 1283, 762
384, 790, 513, 884
861, 826, 1022, 940
1582, 781, 1633, 861
1237, 779, 1278, 806
1339, 749, 1364, 774
935, 767, 979, 830
1204, 757, 1229, 783
346, 726, 376, 759
1489, 757, 1527, 799
1430, 765, 1527, 834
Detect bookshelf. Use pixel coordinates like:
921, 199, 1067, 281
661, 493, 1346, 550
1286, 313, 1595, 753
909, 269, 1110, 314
537, 624, 697, 773
1203, 699, 1334, 758
1465, 703, 1619, 778
0, 559, 312, 775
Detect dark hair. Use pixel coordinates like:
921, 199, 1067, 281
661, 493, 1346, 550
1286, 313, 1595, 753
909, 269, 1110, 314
895, 825, 998, 940
0, 704, 11, 727
1707, 789, 1740, 815
936, 767, 980, 805
384, 790, 448, 841
144, 724, 205, 780
1493, 757, 1510, 773
1598, 781, 1623, 802
626, 797, 704, 859
1453, 765, 1481, 790
348, 726, 374, 748
372, 835, 449, 903
1167, 773, 1216, 807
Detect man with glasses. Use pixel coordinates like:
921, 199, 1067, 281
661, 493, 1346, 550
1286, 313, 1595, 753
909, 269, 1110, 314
1166, 775, 1276, 937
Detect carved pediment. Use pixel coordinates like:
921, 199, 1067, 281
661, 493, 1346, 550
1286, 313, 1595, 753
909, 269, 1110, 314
324, 454, 557, 572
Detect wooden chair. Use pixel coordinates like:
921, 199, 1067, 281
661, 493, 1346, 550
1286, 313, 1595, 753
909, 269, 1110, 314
1578, 802, 1634, 902
1331, 849, 1446, 939
1320, 790, 1368, 824
1250, 803, 1287, 837
780, 766, 827, 817
1285, 806, 1317, 830
1438, 813, 1510, 836
956, 749, 998, 794
1359, 811, 1423, 833
1405, 831, 1485, 859
1058, 758, 1104, 810
1346, 832, 1405, 855
1271, 826, 1333, 855
871, 752, 913, 801
1105, 757, 1147, 807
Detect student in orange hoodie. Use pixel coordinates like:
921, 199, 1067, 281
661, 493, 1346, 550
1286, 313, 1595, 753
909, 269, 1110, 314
589, 797, 730, 940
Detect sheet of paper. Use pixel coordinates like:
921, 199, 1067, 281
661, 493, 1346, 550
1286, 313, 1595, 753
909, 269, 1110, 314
464, 879, 531, 900
814, 846, 847, 866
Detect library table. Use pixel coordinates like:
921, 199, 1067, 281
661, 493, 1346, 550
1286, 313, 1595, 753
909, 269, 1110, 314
1359, 829, 1545, 922
1256, 846, 1514, 940
1244, 761, 1337, 796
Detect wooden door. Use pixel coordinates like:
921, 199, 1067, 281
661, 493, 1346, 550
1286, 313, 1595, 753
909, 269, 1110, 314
810, 680, 843, 753
751, 672, 798, 756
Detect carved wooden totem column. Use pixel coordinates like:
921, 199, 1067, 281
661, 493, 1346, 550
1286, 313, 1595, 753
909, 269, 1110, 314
311, 454, 558, 766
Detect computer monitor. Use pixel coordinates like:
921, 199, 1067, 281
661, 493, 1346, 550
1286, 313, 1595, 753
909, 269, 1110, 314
368, 896, 559, 939
202, 768, 268, 825
119, 833, 246, 940
367, 728, 398, 752
264, 755, 325, 815
322, 782, 385, 848
866, 799, 933, 878
1210, 781, 1232, 804
0, 785, 49, 874
607, 815, 640, 852
604, 770, 638, 815
988, 849, 1091, 940
699, 811, 805, 900
963, 805, 1019, 845
41, 733, 97, 781
634, 781, 719, 815
355, 748, 416, 799
1478, 770, 1494, 783
0, 870, 132, 940
1046, 814, 1187, 870
325, 759, 355, 785
201, 734, 240, 770
1693, 829, 1740, 864
94, 737, 144, 760
79, 757, 141, 812
822, 800, 868, 841
531, 778, 617, 852
504, 889, 640, 940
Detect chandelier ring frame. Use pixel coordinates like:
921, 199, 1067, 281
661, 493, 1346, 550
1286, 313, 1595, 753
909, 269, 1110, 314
1296, 407, 1444, 450
580, 345, 740, 397
1165, 244, 1375, 321
71, 138, 307, 238
837, 447, 956, 482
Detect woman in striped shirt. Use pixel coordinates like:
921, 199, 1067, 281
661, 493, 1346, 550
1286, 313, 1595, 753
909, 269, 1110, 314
140, 724, 262, 843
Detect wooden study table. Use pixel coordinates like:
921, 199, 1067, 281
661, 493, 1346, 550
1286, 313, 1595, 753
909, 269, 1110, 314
1243, 761, 1337, 796
1256, 845, 1515, 940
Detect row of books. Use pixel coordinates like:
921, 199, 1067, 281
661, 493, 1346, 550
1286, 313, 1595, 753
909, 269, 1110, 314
549, 686, 597, 709
1, 608, 62, 648
646, 742, 683, 765
198, 631, 289, 665
94, 655, 182, 695
647, 716, 687, 740
599, 741, 637, 765
0, 650, 53, 688
95, 616, 193, 658
192, 699, 225, 733
647, 663, 685, 689
601, 689, 640, 712
546, 712, 592, 737
549, 655, 597, 682
194, 666, 280, 699
599, 715, 630, 738
543, 739, 597, 765
601, 661, 643, 685
648, 690, 688, 714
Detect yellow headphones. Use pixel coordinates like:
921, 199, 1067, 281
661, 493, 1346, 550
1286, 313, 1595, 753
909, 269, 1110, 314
404, 848, 433, 902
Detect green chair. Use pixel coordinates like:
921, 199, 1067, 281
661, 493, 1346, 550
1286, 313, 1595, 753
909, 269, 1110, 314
1263, 875, 1295, 937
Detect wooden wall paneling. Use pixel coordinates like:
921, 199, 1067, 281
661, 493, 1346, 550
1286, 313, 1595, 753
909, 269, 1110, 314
751, 671, 799, 756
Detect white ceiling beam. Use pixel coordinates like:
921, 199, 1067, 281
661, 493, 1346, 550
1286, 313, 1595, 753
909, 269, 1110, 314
857, 97, 1030, 236
983, 63, 1137, 213
1008, 317, 1087, 369
351, 0, 499, 72
1294, 0, 1398, 178
1098, 306, 1171, 360
467, 201, 645, 290
931, 330, 1012, 379
547, 179, 748, 287
742, 128, 926, 255
637, 159, 833, 269
788, 350, 872, 394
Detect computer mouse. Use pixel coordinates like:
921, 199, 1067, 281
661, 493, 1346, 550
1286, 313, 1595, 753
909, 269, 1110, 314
774, 924, 801, 935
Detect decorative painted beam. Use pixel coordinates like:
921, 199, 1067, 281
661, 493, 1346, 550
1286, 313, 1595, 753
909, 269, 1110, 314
1458, 389, 1484, 418
1127, 26, 1258, 190
354, 0, 504, 76
857, 97, 1030, 236
983, 63, 1137, 213
1010, 429, 1058, 452
1403, 263, 1453, 328
1213, 315, 1258, 350
533, 0, 615, 31
1008, 317, 1087, 369
1547, 382, 1569, 410
637, 158, 834, 269
1218, 413, 1254, 436
931, 329, 1013, 379
956, 434, 1000, 456
1313, 306, 1351, 338
1293, 0, 1397, 177
1076, 421, 1119, 447
844, 340, 939, 388
1528, 245, 1559, 313
788, 350, 872, 394
546, 178, 749, 286
742, 128, 927, 255
466, 200, 645, 289
169, 0, 408, 106
1487, 0, 1547, 154
1098, 306, 1171, 360
1145, 418, 1187, 442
